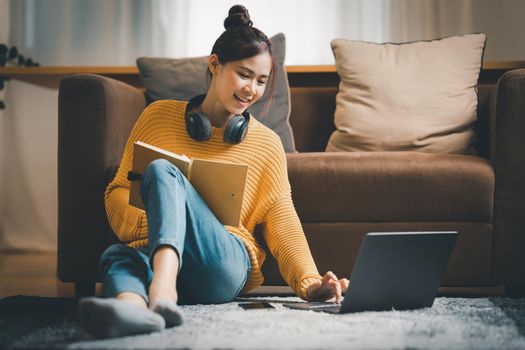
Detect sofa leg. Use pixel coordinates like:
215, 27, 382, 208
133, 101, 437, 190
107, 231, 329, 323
75, 282, 96, 298
505, 286, 525, 298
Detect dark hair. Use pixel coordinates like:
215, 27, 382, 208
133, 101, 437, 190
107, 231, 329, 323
208, 5, 277, 116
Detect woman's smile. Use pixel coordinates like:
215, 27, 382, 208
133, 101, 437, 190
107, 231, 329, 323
234, 93, 252, 106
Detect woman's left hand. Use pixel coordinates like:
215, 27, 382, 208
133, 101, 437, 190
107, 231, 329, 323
306, 271, 349, 304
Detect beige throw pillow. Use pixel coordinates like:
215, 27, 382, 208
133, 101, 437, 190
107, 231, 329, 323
326, 33, 486, 154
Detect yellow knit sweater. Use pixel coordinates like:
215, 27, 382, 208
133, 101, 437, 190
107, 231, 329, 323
104, 100, 322, 299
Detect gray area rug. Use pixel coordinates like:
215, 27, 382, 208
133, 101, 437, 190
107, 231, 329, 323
1, 295, 525, 349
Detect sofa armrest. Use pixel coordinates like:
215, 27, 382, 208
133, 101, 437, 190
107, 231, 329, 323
493, 69, 525, 287
58, 74, 146, 283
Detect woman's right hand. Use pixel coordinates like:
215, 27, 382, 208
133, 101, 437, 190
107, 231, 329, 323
306, 271, 349, 304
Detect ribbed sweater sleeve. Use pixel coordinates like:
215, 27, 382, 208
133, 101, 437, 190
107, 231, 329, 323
260, 142, 322, 300
263, 192, 322, 300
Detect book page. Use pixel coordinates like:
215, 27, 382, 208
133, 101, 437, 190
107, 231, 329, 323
133, 141, 190, 176
128, 141, 249, 227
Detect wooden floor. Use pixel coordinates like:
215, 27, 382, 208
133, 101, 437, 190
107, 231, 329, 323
0, 252, 102, 298
0, 252, 289, 298
0, 252, 506, 298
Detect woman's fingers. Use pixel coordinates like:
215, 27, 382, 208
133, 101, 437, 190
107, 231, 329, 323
308, 272, 350, 303
328, 278, 342, 304
320, 271, 345, 303
340, 278, 350, 293
324, 271, 338, 283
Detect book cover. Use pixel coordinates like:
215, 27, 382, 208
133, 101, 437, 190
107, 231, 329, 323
128, 141, 248, 227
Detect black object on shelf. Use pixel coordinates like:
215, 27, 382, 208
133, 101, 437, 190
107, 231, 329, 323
0, 44, 41, 110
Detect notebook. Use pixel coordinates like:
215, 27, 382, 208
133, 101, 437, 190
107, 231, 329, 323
128, 141, 248, 227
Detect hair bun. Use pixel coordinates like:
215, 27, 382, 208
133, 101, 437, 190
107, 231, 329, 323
224, 5, 253, 29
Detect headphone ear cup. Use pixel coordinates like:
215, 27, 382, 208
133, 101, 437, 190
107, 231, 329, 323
224, 115, 248, 144
186, 111, 212, 141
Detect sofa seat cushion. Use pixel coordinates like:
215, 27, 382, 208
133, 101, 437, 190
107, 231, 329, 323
287, 152, 494, 223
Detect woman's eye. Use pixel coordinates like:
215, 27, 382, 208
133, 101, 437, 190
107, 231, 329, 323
239, 73, 249, 79
257, 80, 266, 86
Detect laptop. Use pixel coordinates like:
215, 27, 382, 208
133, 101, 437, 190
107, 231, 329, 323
283, 231, 458, 314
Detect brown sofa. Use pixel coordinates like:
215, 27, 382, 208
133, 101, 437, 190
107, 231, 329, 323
57, 69, 525, 297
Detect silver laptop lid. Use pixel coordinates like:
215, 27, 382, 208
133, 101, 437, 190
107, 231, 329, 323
340, 231, 458, 313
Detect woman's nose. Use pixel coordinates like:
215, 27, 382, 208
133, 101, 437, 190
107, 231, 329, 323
243, 81, 255, 95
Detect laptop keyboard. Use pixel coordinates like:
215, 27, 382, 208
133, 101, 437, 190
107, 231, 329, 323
313, 304, 342, 313
286, 301, 343, 313
306, 302, 338, 309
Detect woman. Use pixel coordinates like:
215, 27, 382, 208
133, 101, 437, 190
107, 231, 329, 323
79, 4, 349, 339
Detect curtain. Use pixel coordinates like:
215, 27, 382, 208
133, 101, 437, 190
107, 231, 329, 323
7, 0, 390, 65
387, 0, 525, 60
170, 0, 389, 65
387, 0, 473, 43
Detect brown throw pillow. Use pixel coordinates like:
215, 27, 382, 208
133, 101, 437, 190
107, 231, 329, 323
326, 33, 486, 154
136, 33, 295, 152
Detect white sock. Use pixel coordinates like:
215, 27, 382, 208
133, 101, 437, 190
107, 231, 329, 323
78, 297, 165, 338
150, 299, 184, 328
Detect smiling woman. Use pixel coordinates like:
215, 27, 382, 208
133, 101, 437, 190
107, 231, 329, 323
202, 10, 276, 123
77, 4, 348, 340
201, 51, 273, 128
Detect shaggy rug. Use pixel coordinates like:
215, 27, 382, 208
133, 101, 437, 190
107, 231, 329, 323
1, 295, 525, 349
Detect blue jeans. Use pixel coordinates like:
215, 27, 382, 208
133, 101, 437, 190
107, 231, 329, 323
100, 159, 250, 305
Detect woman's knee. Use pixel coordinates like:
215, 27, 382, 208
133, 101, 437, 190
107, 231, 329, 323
100, 244, 132, 264
99, 244, 148, 278
100, 244, 127, 277
143, 159, 183, 182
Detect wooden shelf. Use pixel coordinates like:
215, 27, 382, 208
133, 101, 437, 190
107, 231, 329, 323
0, 66, 142, 89
1, 62, 524, 89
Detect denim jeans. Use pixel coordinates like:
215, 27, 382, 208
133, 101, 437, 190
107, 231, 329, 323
100, 159, 250, 305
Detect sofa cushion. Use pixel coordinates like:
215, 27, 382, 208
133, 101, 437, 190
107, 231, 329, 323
326, 33, 486, 154
136, 33, 295, 152
287, 152, 494, 223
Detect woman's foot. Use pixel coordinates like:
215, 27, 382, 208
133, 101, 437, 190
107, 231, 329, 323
78, 297, 165, 338
148, 286, 183, 327
148, 245, 183, 327
149, 298, 184, 327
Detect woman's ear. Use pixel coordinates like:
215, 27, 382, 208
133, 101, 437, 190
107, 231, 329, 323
208, 54, 220, 75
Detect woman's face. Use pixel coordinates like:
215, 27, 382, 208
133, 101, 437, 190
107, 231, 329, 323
210, 52, 272, 116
